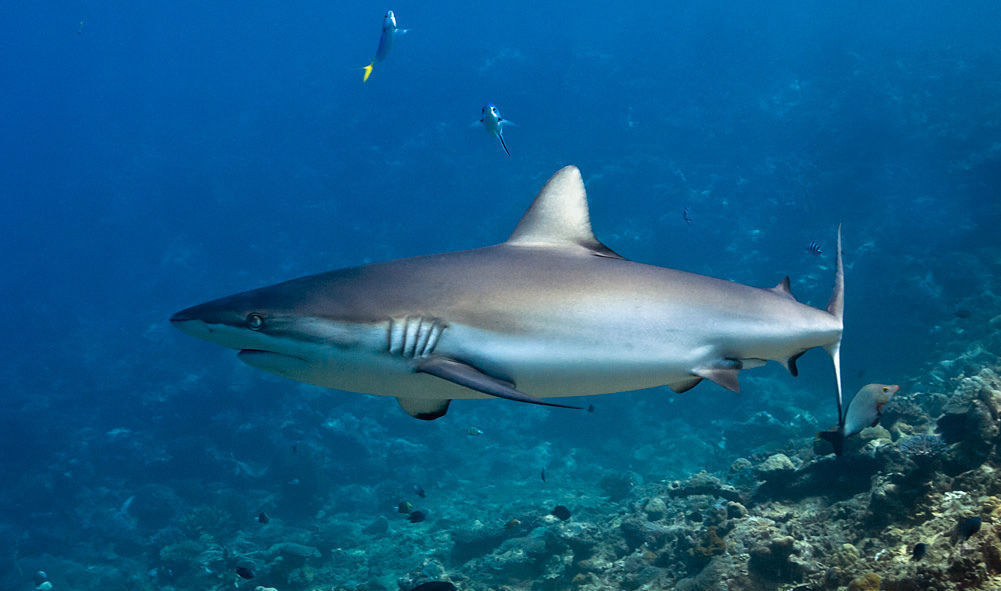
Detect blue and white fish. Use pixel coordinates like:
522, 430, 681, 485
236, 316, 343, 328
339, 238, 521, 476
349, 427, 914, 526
480, 104, 512, 157
363, 11, 406, 83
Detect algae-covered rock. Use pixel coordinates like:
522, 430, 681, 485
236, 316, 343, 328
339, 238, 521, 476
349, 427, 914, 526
643, 496, 668, 520
598, 472, 638, 501
757, 453, 795, 476
267, 541, 321, 559
847, 571, 881, 591
748, 535, 803, 585
451, 522, 507, 564
668, 471, 743, 503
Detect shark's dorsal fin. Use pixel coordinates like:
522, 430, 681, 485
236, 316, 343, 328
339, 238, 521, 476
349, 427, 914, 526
506, 166, 623, 258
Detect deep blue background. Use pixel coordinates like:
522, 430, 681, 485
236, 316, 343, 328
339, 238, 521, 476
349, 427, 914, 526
1, 0, 999, 581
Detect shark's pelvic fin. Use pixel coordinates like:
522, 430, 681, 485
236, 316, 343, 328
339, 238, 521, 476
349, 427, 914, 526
505, 166, 622, 259
668, 377, 703, 394
825, 224, 845, 426
693, 366, 741, 392
416, 357, 582, 410
396, 397, 451, 420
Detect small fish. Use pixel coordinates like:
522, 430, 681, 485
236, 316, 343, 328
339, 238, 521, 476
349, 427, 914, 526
408, 510, 427, 523
235, 566, 254, 580
911, 542, 927, 560
467, 426, 483, 436
411, 583, 456, 591
587, 404, 595, 413
540, 468, 546, 482
398, 501, 414, 514
551, 505, 572, 521
960, 516, 982, 540
504, 518, 522, 530
806, 240, 823, 256
480, 104, 512, 157
682, 207, 693, 225
363, 11, 407, 82
819, 383, 899, 455
257, 511, 270, 524
413, 484, 426, 498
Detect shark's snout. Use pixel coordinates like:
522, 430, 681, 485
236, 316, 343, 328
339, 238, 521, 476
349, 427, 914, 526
169, 307, 212, 340
169, 308, 197, 324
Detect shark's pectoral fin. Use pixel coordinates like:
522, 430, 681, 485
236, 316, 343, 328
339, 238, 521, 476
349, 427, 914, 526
416, 357, 582, 410
693, 366, 741, 392
396, 397, 451, 421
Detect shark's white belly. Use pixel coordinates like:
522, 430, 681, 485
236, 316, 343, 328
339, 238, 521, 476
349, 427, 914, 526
255, 314, 718, 400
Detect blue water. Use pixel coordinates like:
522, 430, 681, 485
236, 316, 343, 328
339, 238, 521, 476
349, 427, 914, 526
2, 1, 999, 589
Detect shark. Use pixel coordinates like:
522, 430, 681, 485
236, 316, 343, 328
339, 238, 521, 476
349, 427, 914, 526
172, 166, 845, 424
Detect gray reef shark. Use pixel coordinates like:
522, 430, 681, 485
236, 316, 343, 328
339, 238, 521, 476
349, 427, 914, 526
172, 166, 845, 423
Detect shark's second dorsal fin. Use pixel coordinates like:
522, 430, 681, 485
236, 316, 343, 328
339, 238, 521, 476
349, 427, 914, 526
770, 276, 796, 300
506, 166, 623, 258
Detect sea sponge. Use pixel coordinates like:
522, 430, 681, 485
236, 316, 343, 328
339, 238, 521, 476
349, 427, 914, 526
692, 526, 726, 558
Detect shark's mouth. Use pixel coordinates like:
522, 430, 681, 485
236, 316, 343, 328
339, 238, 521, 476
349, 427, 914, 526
237, 349, 310, 374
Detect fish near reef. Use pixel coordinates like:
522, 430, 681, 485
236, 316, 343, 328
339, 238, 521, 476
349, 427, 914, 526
413, 484, 426, 498
960, 516, 982, 540
551, 505, 571, 520
408, 510, 427, 523
173, 166, 846, 425
820, 383, 898, 455
398, 501, 413, 513
257, 511, 269, 524
235, 566, 254, 579
911, 542, 926, 560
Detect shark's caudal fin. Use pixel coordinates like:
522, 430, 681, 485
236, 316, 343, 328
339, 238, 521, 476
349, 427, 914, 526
505, 166, 622, 258
824, 224, 845, 427
362, 62, 374, 82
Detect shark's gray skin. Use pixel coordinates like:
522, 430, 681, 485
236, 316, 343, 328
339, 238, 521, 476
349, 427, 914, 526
172, 166, 845, 422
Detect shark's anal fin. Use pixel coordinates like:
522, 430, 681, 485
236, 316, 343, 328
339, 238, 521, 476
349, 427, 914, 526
396, 397, 451, 421
783, 351, 807, 377
416, 357, 582, 410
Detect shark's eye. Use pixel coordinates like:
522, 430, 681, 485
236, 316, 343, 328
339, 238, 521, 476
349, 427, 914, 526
882, 386, 889, 392
247, 313, 264, 330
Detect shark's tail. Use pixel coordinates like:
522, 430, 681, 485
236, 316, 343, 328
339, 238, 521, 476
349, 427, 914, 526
824, 224, 845, 428
362, 62, 375, 82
